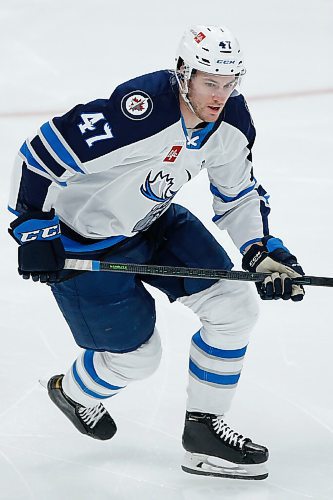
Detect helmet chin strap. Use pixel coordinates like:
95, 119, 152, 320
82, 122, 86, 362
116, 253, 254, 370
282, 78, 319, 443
176, 66, 200, 119
180, 90, 197, 117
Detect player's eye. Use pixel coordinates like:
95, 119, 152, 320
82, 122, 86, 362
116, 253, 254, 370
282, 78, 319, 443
224, 81, 236, 89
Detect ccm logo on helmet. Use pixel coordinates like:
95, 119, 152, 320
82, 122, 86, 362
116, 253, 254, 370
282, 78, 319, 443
20, 225, 60, 243
216, 60, 236, 64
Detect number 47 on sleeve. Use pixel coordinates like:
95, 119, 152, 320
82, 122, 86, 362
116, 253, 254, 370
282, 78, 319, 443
78, 112, 113, 147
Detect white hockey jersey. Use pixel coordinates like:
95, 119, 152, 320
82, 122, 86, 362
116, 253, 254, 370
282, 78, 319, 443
8, 70, 270, 253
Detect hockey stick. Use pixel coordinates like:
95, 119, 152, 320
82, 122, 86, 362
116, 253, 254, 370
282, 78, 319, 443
64, 259, 333, 287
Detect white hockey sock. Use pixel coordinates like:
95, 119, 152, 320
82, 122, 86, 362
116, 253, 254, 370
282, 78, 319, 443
179, 280, 259, 415
187, 328, 248, 414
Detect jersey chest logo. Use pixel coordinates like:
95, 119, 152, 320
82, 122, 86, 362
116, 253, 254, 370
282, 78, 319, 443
121, 91, 153, 120
132, 169, 191, 233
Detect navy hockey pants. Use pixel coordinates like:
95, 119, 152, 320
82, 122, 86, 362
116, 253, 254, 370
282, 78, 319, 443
50, 204, 233, 353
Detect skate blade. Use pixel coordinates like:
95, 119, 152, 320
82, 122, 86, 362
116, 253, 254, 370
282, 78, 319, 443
181, 452, 268, 480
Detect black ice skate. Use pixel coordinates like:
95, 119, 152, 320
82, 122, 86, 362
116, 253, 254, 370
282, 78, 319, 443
47, 375, 117, 440
182, 411, 269, 480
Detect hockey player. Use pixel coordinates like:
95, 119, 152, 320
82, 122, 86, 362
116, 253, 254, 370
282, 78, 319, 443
8, 25, 304, 480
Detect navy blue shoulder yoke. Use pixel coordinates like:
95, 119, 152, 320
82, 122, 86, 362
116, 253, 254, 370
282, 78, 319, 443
221, 93, 256, 146
53, 70, 181, 162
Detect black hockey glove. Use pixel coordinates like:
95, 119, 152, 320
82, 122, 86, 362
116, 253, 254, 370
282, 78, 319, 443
242, 236, 305, 301
9, 209, 65, 283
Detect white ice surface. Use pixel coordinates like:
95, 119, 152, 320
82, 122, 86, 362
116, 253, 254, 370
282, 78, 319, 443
1, 1, 333, 499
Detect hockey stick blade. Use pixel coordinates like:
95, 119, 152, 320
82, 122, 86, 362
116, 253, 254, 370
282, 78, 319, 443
64, 259, 333, 287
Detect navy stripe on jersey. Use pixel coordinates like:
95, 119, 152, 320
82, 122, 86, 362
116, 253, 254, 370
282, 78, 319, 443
20, 142, 49, 176
40, 121, 85, 173
239, 184, 270, 253
20, 141, 67, 186
256, 184, 270, 235
30, 135, 67, 177
251, 168, 271, 236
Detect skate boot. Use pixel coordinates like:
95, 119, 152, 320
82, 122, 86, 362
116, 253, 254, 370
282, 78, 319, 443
182, 411, 268, 480
47, 375, 117, 440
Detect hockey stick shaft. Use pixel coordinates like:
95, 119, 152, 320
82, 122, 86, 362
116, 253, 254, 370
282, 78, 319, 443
64, 259, 333, 287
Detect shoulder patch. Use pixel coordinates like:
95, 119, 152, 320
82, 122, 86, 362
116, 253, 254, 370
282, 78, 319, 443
121, 91, 153, 120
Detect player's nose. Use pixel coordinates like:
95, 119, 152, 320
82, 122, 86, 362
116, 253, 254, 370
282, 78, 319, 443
211, 88, 228, 101
212, 93, 225, 104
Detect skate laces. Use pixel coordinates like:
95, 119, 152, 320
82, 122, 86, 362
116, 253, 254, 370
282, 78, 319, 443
78, 403, 107, 429
212, 416, 247, 449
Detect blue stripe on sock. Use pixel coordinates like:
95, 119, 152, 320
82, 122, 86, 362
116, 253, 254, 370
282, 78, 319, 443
189, 359, 240, 385
83, 350, 124, 391
192, 331, 247, 359
72, 361, 112, 399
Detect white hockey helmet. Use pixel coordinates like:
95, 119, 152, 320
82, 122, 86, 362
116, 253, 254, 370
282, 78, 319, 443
175, 25, 246, 103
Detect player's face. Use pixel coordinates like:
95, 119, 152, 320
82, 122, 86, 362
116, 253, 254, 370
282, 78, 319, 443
188, 71, 238, 122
